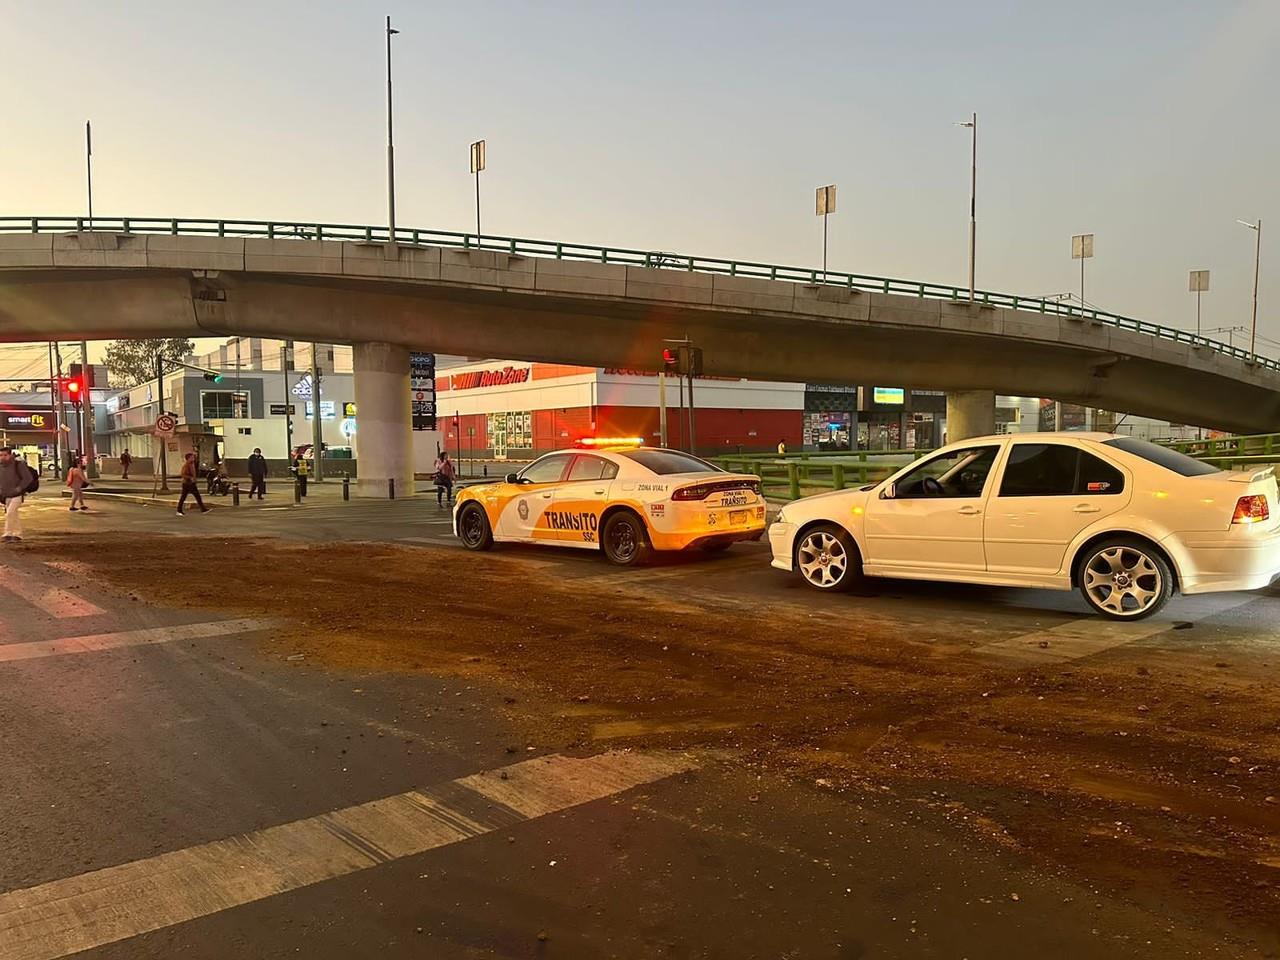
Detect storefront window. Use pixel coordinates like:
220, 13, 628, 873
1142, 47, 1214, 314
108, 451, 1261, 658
201, 391, 250, 420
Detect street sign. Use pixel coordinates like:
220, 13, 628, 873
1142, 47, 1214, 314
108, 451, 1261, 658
154, 414, 177, 438
342, 401, 357, 417
815, 184, 837, 216
1189, 269, 1210, 292
1071, 234, 1094, 259
269, 402, 297, 416
409, 352, 437, 431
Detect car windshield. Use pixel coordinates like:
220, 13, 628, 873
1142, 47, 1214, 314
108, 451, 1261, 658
619, 449, 724, 475
1102, 437, 1222, 477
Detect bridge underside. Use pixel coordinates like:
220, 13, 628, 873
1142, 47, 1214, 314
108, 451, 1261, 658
2, 266, 1277, 435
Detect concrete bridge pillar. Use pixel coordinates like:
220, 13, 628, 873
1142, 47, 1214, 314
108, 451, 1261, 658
353, 342, 414, 499
945, 390, 996, 444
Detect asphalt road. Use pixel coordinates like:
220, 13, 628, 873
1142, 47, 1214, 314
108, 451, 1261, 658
2, 489, 1277, 958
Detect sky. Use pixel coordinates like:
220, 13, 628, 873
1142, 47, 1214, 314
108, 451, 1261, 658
1, 0, 1277, 381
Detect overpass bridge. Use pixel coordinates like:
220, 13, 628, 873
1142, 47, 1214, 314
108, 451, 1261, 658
2, 216, 1277, 496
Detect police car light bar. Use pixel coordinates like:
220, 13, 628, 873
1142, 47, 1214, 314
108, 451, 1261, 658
576, 437, 644, 448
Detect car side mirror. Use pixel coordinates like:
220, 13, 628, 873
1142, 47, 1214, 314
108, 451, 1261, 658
505, 472, 520, 484
880, 482, 896, 500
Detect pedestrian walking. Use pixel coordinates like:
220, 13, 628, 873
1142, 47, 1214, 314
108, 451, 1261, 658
777, 439, 787, 456
0, 446, 39, 543
247, 447, 268, 500
176, 452, 210, 516
434, 451, 456, 506
119, 450, 133, 479
295, 455, 310, 498
67, 458, 90, 511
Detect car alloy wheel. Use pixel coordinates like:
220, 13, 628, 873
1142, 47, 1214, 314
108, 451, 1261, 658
458, 504, 492, 550
1082, 544, 1165, 618
796, 528, 851, 590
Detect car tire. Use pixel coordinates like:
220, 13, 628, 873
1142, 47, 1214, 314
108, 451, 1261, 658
1076, 537, 1173, 620
457, 503, 494, 551
601, 511, 650, 566
794, 523, 861, 592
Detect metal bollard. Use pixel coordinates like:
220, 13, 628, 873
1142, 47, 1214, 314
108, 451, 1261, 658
294, 478, 302, 504
342, 476, 350, 501
388, 477, 396, 500
232, 482, 240, 506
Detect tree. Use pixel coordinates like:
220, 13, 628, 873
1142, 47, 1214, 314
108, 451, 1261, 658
103, 338, 195, 388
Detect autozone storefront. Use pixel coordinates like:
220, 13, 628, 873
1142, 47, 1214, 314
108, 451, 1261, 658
435, 362, 804, 459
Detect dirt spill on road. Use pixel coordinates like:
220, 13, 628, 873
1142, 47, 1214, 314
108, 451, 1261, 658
32, 534, 1280, 947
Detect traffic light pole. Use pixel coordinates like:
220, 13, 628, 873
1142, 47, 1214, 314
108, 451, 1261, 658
282, 342, 294, 468
657, 371, 668, 448
155, 352, 170, 492
309, 343, 324, 481
686, 366, 697, 457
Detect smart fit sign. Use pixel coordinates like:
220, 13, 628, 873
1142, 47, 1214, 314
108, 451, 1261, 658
449, 366, 530, 391
0, 409, 55, 432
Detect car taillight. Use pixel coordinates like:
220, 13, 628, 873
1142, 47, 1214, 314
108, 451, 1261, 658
1232, 495, 1270, 524
673, 485, 709, 501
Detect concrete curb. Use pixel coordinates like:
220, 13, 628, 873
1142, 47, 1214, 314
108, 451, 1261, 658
61, 489, 213, 509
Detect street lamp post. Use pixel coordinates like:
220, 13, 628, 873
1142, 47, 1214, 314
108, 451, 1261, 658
815, 185, 837, 282
470, 139, 486, 244
385, 15, 400, 243
954, 113, 976, 300
1237, 219, 1262, 356
85, 121, 93, 229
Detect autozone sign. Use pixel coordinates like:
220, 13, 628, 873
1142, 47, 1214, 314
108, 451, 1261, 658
449, 366, 531, 391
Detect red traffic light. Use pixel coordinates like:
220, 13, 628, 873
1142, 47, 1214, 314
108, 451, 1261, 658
66, 380, 81, 396
661, 348, 679, 370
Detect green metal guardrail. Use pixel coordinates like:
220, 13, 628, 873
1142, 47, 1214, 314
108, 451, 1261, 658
3, 215, 1277, 374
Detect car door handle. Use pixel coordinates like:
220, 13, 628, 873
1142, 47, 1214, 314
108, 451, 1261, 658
958, 506, 982, 515
1073, 505, 1101, 514
540, 493, 553, 499
593, 489, 606, 495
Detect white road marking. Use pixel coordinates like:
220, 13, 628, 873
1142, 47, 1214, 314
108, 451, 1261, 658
978, 594, 1260, 664
0, 618, 275, 664
0, 565, 103, 619
0, 751, 693, 960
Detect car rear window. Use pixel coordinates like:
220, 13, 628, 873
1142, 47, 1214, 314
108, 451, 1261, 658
619, 450, 724, 475
1103, 437, 1221, 477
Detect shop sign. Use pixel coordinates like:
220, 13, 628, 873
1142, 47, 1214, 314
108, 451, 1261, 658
872, 387, 905, 405
410, 353, 437, 431
269, 402, 296, 416
0, 410, 55, 432
342, 402, 357, 417
449, 366, 530, 391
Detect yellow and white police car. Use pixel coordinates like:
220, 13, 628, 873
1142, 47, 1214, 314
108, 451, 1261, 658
452, 440, 766, 565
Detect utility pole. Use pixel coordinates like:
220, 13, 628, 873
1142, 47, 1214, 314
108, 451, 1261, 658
282, 341, 294, 467
309, 344, 324, 481
1071, 234, 1094, 311
1189, 269, 1210, 337
155, 352, 170, 492
47, 342, 64, 473
386, 15, 399, 243
79, 341, 97, 477
85, 121, 93, 229
1237, 219, 1262, 356
815, 185, 836, 282
53, 342, 67, 477
470, 140, 485, 244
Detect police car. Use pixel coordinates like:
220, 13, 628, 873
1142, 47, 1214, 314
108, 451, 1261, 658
453, 440, 766, 564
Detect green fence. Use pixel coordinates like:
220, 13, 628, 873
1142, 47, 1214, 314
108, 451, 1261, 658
3, 215, 1277, 373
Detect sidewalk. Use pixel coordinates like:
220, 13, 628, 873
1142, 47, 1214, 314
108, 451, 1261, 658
69, 476, 449, 509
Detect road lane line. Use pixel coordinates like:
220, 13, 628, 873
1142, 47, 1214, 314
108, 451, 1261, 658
0, 751, 693, 960
0, 565, 103, 618
977, 594, 1260, 664
0, 618, 275, 664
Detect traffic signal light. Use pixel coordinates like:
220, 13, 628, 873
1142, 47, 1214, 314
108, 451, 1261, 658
202, 372, 223, 383
661, 348, 679, 373
62, 376, 85, 407
660, 346, 703, 377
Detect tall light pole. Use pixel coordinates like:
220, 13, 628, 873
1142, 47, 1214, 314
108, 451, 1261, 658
1189, 269, 1210, 337
385, 16, 400, 242
954, 113, 976, 300
470, 139, 486, 244
85, 120, 93, 229
815, 184, 836, 282
1237, 219, 1262, 356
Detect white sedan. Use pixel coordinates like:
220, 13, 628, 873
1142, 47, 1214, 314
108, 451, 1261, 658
768, 433, 1280, 619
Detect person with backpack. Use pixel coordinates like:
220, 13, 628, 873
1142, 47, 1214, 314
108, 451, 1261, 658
0, 446, 39, 543
67, 457, 90, 512
434, 451, 456, 506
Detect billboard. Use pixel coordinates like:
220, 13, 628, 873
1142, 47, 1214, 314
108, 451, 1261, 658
410, 353, 437, 431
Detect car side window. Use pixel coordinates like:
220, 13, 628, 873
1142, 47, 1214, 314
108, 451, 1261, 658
997, 445, 1126, 497
519, 454, 572, 484
999, 444, 1077, 497
1077, 452, 1125, 495
892, 446, 999, 499
566, 455, 617, 482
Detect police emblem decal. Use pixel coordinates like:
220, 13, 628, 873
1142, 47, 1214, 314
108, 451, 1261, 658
518, 499, 530, 521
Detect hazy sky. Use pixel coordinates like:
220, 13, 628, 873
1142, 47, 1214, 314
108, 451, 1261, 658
1, 0, 1276, 378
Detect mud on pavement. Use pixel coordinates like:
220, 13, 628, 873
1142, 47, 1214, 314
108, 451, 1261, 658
29, 534, 1280, 951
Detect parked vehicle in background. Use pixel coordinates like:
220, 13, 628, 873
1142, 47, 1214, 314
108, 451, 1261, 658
768, 433, 1280, 619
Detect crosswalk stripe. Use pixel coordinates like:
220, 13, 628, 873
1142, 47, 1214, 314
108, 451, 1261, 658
976, 593, 1259, 664
0, 565, 103, 619
0, 618, 275, 664
0, 751, 693, 960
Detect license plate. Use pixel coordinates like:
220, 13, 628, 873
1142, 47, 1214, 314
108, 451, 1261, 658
729, 509, 748, 525
721, 493, 750, 507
